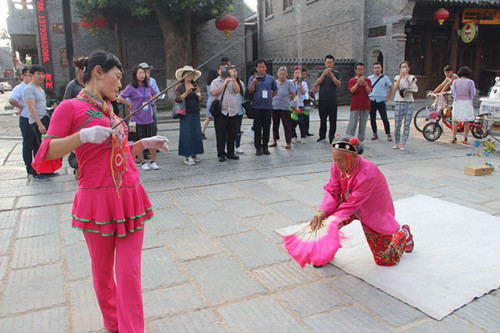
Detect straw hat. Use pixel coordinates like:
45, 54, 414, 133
175, 65, 201, 81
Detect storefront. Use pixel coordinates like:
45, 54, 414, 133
405, 1, 500, 96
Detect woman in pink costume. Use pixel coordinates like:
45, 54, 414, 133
310, 135, 414, 266
32, 51, 169, 333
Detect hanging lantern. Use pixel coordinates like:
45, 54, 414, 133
434, 8, 449, 25
4, 70, 11, 76
79, 17, 93, 29
95, 17, 107, 28
215, 14, 239, 37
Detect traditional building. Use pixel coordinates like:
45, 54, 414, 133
256, 0, 500, 96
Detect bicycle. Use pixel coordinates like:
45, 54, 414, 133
414, 92, 452, 133
422, 107, 487, 141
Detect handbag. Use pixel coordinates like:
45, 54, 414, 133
172, 100, 186, 119
210, 85, 228, 118
241, 100, 254, 119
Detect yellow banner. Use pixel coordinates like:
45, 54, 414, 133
463, 8, 500, 25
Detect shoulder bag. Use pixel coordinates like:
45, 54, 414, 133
210, 84, 228, 118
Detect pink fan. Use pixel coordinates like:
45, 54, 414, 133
282, 216, 344, 268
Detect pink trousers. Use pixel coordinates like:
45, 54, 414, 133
84, 228, 144, 333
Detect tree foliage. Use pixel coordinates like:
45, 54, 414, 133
74, 0, 234, 23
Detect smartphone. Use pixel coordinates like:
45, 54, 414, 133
191, 87, 197, 91
256, 76, 265, 82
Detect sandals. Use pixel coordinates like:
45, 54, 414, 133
269, 142, 277, 147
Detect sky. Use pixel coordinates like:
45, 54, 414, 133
245, 0, 257, 11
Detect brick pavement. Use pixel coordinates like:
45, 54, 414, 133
1, 91, 500, 332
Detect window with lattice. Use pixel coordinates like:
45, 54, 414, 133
266, 0, 273, 17
283, 0, 293, 11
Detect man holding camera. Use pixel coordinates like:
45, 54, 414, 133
368, 62, 393, 141
347, 63, 372, 142
248, 59, 278, 156
316, 55, 342, 144
211, 62, 241, 162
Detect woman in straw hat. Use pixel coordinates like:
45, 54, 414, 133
174, 65, 204, 165
309, 135, 414, 266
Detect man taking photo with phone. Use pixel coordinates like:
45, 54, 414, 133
316, 55, 342, 144
211, 63, 241, 162
248, 59, 278, 156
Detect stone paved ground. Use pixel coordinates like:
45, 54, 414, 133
1, 91, 499, 332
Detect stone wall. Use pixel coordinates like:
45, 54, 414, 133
257, 0, 365, 61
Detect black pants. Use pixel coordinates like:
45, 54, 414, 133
214, 113, 238, 157
253, 108, 272, 149
318, 100, 337, 142
292, 113, 307, 139
19, 116, 36, 173
370, 100, 391, 135
30, 116, 50, 157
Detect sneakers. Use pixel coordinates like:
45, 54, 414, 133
141, 162, 151, 171
236, 147, 244, 154
401, 224, 414, 253
292, 137, 298, 144
300, 137, 307, 144
33, 173, 49, 181
247, 128, 254, 138
184, 157, 195, 165
392, 144, 399, 149
150, 161, 159, 170
192, 155, 201, 162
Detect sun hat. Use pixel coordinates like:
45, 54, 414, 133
175, 65, 201, 81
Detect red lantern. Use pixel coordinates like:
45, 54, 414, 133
95, 17, 106, 28
5, 70, 11, 76
434, 8, 449, 25
79, 17, 93, 29
215, 14, 239, 37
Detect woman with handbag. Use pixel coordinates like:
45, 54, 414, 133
174, 65, 204, 165
31, 50, 170, 333
393, 61, 418, 151
118, 65, 158, 170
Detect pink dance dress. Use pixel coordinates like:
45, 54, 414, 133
32, 99, 154, 236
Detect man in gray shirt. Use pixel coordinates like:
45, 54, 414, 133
23, 64, 49, 155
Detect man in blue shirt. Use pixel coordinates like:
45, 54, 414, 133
9, 67, 41, 178
368, 62, 394, 141
248, 59, 278, 156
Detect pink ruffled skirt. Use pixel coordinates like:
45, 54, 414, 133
71, 182, 154, 237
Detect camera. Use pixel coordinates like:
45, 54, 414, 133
221, 70, 230, 78
256, 76, 266, 82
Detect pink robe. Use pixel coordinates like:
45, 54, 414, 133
319, 156, 400, 235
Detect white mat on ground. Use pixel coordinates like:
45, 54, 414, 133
276, 194, 500, 320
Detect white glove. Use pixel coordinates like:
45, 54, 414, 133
80, 125, 115, 144
142, 136, 170, 152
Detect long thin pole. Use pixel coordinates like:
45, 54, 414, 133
112, 38, 242, 129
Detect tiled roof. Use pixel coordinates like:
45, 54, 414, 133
418, 0, 500, 7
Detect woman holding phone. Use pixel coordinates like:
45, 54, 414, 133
393, 61, 418, 151
174, 65, 204, 165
